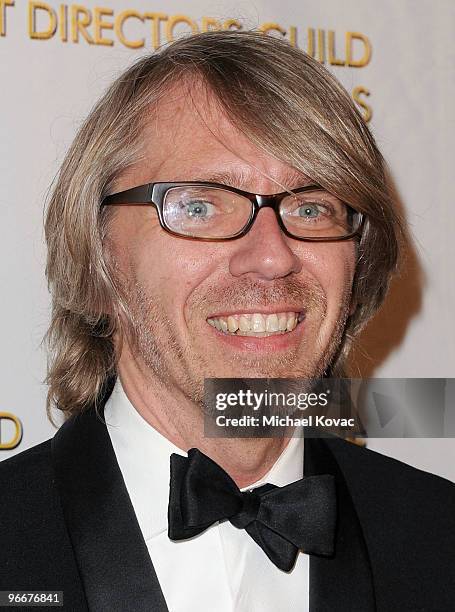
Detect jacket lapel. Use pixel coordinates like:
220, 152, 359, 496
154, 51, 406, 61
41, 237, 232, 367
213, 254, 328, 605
51, 388, 379, 612
305, 436, 376, 611
52, 401, 168, 612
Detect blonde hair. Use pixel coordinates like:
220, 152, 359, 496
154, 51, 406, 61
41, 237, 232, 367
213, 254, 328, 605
45, 29, 402, 419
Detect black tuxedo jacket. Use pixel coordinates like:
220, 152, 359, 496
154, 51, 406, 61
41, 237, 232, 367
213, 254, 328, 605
1, 395, 454, 611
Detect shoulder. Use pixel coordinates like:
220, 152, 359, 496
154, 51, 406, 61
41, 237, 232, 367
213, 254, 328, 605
0, 439, 87, 598
329, 438, 455, 572
327, 436, 455, 528
327, 438, 455, 606
325, 435, 455, 544
0, 438, 62, 542
328, 435, 455, 501
0, 439, 53, 490
0, 439, 56, 533
321, 436, 455, 551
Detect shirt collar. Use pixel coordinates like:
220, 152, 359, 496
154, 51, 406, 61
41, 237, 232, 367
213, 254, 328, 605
104, 377, 304, 541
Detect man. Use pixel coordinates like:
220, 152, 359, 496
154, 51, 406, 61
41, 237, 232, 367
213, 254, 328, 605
1, 30, 454, 611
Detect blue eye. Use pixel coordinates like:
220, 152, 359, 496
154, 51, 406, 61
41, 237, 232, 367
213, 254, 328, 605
185, 201, 211, 218
298, 204, 320, 218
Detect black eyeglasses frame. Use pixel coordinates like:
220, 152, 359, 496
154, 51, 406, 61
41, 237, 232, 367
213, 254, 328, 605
101, 181, 364, 242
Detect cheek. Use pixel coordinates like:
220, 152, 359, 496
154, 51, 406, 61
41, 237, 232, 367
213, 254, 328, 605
123, 225, 221, 313
300, 242, 356, 315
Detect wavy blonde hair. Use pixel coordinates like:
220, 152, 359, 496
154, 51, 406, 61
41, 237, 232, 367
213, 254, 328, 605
45, 29, 402, 419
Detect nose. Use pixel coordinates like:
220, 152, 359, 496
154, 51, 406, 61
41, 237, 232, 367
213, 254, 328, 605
229, 208, 302, 280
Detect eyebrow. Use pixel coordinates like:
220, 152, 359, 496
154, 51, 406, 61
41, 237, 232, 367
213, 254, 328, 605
193, 167, 313, 192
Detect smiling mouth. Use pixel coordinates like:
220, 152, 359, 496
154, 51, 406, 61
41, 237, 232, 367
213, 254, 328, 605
206, 311, 305, 337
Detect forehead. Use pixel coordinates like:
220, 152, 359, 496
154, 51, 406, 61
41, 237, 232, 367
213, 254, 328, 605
132, 82, 310, 191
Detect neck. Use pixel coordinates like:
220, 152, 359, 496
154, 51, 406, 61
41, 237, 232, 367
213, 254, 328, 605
117, 349, 293, 488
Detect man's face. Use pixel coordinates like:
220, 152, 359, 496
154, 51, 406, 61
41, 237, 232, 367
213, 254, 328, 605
107, 85, 356, 405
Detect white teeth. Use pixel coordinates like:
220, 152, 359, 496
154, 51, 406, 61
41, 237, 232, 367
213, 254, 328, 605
239, 315, 250, 332
252, 313, 266, 332
286, 313, 296, 331
266, 313, 279, 332
206, 311, 302, 336
278, 313, 288, 331
227, 316, 239, 332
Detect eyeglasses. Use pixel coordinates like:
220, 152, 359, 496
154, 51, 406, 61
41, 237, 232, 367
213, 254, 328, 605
101, 181, 363, 242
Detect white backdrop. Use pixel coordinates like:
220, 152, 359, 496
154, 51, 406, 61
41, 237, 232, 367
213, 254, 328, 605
0, 0, 454, 479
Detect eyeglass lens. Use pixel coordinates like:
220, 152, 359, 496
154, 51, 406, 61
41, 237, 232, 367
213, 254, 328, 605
162, 185, 358, 239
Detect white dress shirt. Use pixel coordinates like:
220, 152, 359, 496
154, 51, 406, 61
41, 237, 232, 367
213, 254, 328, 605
104, 378, 309, 612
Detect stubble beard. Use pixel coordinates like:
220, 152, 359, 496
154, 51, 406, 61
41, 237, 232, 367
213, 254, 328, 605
115, 274, 352, 419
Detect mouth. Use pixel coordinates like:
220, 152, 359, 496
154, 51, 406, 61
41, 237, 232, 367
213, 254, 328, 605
206, 310, 305, 337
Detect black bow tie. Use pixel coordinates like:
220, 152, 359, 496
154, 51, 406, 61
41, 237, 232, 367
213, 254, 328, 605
168, 448, 337, 571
